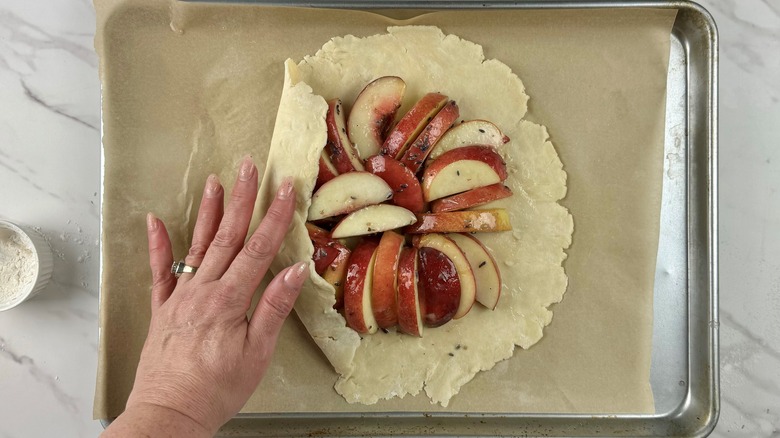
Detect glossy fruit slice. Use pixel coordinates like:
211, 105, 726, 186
381, 93, 449, 159
398, 100, 459, 174
348, 76, 406, 160
344, 238, 381, 334
365, 154, 425, 214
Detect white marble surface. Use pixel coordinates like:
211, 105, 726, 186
0, 0, 777, 436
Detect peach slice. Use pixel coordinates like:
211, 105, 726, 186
428, 119, 510, 161
430, 183, 513, 213
381, 92, 449, 159
331, 204, 416, 239
417, 233, 476, 319
447, 233, 501, 310
406, 209, 512, 234
348, 76, 406, 160
326, 99, 365, 173
365, 154, 425, 214
396, 247, 424, 337
316, 150, 339, 190
399, 100, 459, 174
421, 145, 508, 202
308, 172, 393, 221
371, 230, 405, 328
418, 247, 461, 327
344, 238, 380, 334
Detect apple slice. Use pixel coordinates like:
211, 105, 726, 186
428, 119, 510, 161
365, 154, 425, 214
306, 224, 342, 276
399, 100, 460, 174
447, 233, 501, 310
316, 150, 339, 190
326, 99, 365, 173
406, 209, 512, 234
331, 204, 417, 239
306, 222, 351, 307
311, 240, 341, 275
323, 244, 351, 309
417, 233, 475, 319
430, 183, 513, 213
421, 145, 508, 202
381, 93, 449, 159
418, 247, 461, 327
308, 172, 393, 221
396, 247, 424, 337
347, 76, 406, 160
371, 230, 405, 328
344, 239, 380, 334
306, 222, 331, 241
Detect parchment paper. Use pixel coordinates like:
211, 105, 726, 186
94, 0, 675, 419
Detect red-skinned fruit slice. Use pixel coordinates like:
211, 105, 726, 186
399, 100, 460, 174
331, 204, 416, 239
306, 222, 352, 308
406, 209, 512, 234
308, 172, 393, 221
306, 223, 341, 276
312, 240, 341, 275
430, 183, 513, 213
417, 233, 476, 320
343, 238, 381, 334
326, 99, 365, 173
381, 93, 449, 159
418, 247, 461, 327
396, 247, 424, 337
347, 76, 406, 160
371, 230, 405, 328
323, 245, 351, 310
428, 119, 510, 161
364, 154, 425, 214
316, 150, 339, 190
305, 222, 331, 242
446, 233, 502, 310
421, 145, 508, 202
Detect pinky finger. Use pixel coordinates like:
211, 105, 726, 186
146, 212, 176, 311
247, 262, 309, 355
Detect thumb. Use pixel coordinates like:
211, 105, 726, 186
247, 261, 308, 352
146, 212, 176, 311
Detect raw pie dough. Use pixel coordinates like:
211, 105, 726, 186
255, 26, 573, 406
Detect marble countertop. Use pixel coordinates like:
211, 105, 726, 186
0, 0, 777, 436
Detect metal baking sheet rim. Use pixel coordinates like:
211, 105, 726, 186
97, 1, 719, 436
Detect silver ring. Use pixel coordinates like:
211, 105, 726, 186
171, 260, 198, 277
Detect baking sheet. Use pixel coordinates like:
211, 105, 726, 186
94, 0, 677, 421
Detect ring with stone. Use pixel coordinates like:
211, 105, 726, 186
171, 260, 198, 277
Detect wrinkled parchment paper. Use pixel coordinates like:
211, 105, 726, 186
94, 0, 675, 418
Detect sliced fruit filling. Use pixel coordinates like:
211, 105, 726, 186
306, 76, 514, 335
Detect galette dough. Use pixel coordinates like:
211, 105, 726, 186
257, 26, 573, 407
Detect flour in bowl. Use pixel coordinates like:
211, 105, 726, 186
0, 230, 37, 303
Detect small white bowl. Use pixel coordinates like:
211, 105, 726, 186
0, 220, 53, 311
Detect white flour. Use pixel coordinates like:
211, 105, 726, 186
0, 232, 37, 303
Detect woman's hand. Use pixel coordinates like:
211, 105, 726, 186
102, 156, 307, 437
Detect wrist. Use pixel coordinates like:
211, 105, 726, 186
102, 402, 214, 438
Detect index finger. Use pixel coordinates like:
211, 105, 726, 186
221, 177, 296, 306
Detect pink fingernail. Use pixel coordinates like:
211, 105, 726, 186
146, 212, 158, 231
238, 155, 255, 181
278, 177, 294, 200
283, 261, 309, 287
205, 174, 221, 197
